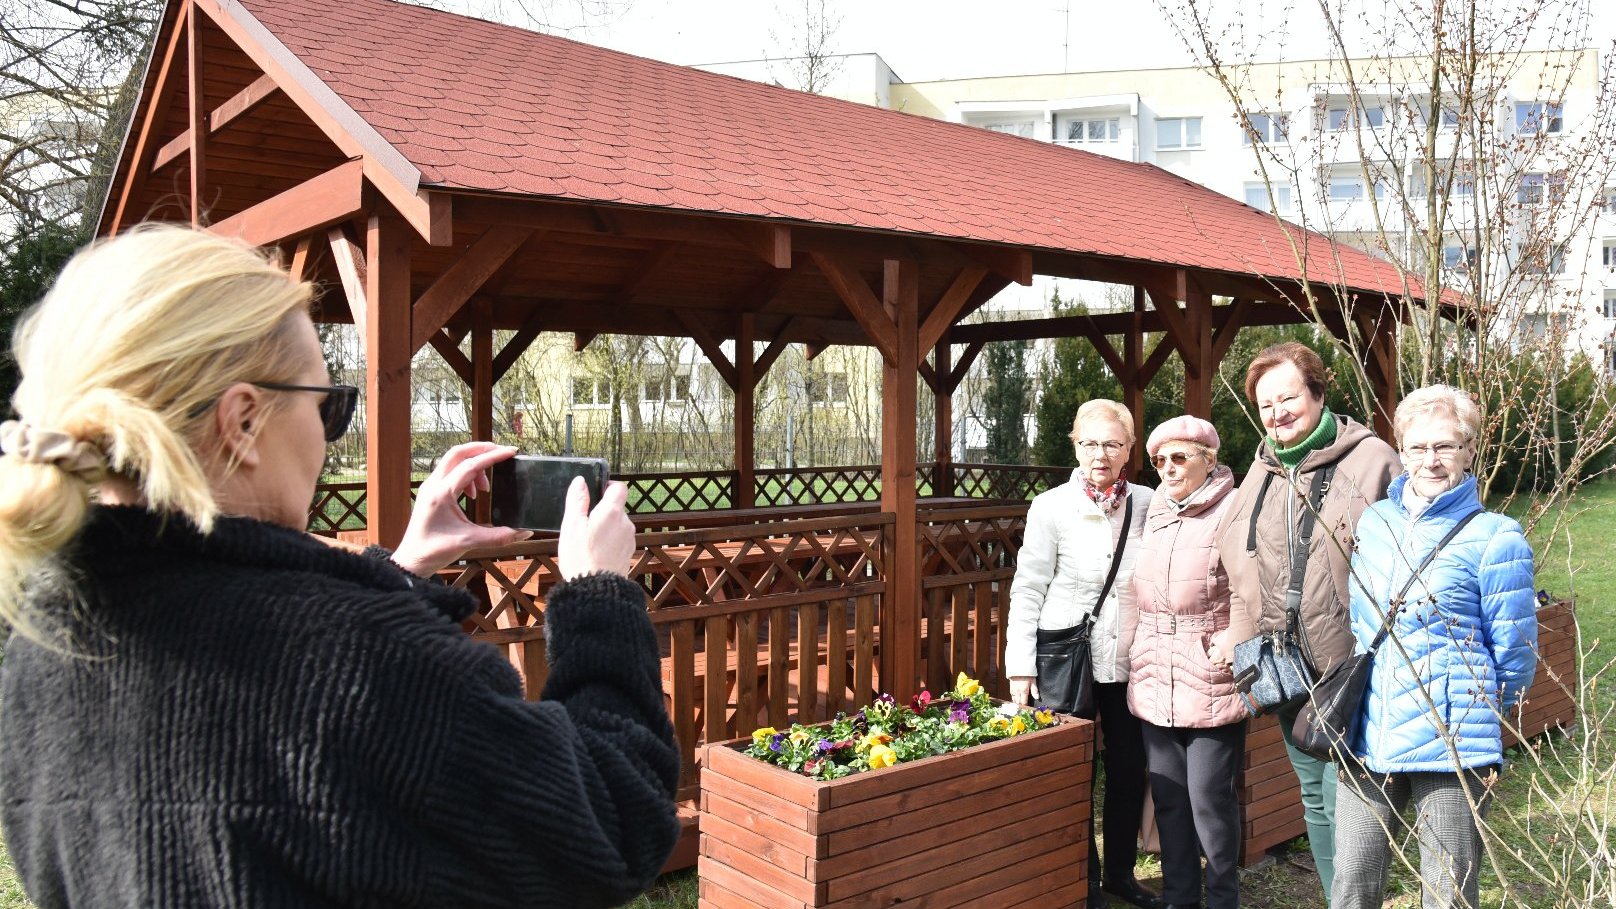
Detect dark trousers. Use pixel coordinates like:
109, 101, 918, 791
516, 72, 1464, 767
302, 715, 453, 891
1141, 719, 1248, 909
1088, 681, 1149, 891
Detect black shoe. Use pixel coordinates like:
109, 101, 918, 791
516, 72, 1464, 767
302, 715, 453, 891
1087, 887, 1109, 908
1101, 877, 1165, 909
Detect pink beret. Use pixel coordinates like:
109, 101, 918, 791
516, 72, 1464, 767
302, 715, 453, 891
1146, 415, 1220, 458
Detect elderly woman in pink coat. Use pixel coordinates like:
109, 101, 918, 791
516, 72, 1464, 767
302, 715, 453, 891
1127, 416, 1245, 909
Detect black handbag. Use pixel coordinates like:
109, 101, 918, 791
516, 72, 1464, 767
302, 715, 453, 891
1291, 510, 1480, 761
1232, 466, 1335, 716
1036, 497, 1132, 719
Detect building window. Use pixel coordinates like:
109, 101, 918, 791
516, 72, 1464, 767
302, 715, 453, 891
1603, 241, 1616, 271
571, 376, 610, 407
1063, 117, 1120, 143
806, 372, 849, 405
1516, 101, 1563, 135
1604, 290, 1616, 319
1519, 243, 1566, 275
642, 371, 691, 403
1441, 244, 1478, 272
1157, 117, 1202, 149
1518, 172, 1566, 206
1436, 104, 1461, 130
1244, 181, 1293, 213
1243, 112, 1289, 144
1604, 187, 1616, 214
1330, 177, 1363, 201
981, 119, 1035, 138
1327, 103, 1385, 131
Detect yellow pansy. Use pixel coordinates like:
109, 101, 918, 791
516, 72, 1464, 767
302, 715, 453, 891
858, 732, 892, 752
868, 744, 898, 768
751, 726, 778, 745
988, 716, 1010, 732
1010, 716, 1027, 736
1034, 708, 1055, 727
790, 729, 812, 744
955, 672, 982, 698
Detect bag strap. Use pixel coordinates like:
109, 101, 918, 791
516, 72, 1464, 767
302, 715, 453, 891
1366, 510, 1482, 652
1245, 472, 1276, 554
1283, 465, 1337, 638
1081, 494, 1134, 625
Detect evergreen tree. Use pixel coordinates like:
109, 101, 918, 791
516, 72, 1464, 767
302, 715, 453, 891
1032, 294, 1122, 467
981, 339, 1031, 464
1, 224, 87, 417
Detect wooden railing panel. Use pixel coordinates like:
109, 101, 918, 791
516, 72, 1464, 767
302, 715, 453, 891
915, 502, 1029, 700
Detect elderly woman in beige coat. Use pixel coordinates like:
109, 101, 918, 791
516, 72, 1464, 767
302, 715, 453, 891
1008, 399, 1159, 909
1128, 416, 1243, 909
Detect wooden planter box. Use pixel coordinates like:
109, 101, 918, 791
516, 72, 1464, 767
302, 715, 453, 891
699, 714, 1096, 909
1504, 598, 1579, 748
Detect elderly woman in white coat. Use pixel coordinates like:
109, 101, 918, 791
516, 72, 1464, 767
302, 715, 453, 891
1008, 398, 1159, 909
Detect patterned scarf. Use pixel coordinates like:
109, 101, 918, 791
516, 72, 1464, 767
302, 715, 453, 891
1082, 475, 1129, 514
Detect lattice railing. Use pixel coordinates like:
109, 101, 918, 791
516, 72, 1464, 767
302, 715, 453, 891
914, 502, 1030, 700
440, 512, 895, 800
950, 463, 1069, 501
754, 464, 883, 507
624, 469, 736, 513
307, 482, 369, 535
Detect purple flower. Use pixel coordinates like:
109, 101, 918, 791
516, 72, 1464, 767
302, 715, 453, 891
769, 733, 786, 753
815, 739, 837, 754
948, 699, 971, 723
876, 693, 897, 706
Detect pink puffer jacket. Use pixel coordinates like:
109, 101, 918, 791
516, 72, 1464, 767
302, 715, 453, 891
1127, 465, 1246, 728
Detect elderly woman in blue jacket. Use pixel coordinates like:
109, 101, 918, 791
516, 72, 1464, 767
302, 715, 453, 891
1332, 385, 1537, 909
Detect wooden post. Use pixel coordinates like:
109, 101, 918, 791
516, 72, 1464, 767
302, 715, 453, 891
1126, 287, 1147, 478
1363, 302, 1400, 442
735, 313, 756, 509
1181, 272, 1214, 419
933, 334, 954, 497
365, 211, 412, 548
472, 298, 494, 523
882, 259, 920, 702
186, 2, 206, 226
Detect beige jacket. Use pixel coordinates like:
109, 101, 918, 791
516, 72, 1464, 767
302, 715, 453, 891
1214, 414, 1401, 675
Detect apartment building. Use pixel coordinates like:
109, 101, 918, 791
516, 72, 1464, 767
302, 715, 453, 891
700, 49, 1615, 367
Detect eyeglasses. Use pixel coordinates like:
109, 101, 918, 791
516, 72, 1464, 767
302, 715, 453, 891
1402, 442, 1464, 461
1076, 440, 1127, 456
1151, 451, 1196, 469
250, 382, 359, 443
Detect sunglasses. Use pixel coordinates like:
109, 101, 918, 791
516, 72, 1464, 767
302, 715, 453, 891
250, 382, 359, 443
1150, 451, 1196, 469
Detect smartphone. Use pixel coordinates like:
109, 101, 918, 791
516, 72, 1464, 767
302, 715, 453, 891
489, 455, 610, 532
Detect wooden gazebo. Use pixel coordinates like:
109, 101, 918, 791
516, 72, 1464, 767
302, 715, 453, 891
98, 0, 1441, 877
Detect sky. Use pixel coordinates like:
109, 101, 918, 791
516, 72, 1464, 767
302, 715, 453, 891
521, 0, 1615, 83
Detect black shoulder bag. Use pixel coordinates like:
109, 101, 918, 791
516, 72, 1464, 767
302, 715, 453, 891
1035, 496, 1132, 720
1291, 510, 1481, 761
1231, 465, 1336, 716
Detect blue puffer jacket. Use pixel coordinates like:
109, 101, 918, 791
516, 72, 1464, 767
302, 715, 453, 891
1346, 473, 1537, 773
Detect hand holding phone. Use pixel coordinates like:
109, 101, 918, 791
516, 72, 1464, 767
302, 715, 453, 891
391, 442, 534, 577
489, 456, 609, 532
557, 478, 636, 580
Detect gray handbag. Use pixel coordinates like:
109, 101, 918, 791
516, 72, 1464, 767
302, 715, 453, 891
1232, 465, 1335, 716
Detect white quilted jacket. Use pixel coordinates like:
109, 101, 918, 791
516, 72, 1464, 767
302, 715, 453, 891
1006, 473, 1154, 683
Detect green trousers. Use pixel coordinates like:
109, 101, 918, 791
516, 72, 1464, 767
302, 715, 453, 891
1280, 708, 1338, 903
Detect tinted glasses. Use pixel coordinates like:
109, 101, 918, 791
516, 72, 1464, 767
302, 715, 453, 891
251, 382, 359, 443
1150, 451, 1195, 470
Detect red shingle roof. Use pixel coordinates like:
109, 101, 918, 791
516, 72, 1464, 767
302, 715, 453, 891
238, 0, 1418, 298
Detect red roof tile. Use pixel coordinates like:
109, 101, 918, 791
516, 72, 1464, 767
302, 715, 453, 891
238, 0, 1419, 297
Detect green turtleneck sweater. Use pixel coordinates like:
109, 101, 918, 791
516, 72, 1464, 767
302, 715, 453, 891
1270, 406, 1337, 468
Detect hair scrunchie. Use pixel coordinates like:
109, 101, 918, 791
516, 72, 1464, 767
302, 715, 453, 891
0, 420, 109, 483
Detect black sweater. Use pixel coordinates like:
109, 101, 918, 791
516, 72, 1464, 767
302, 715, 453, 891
0, 506, 680, 907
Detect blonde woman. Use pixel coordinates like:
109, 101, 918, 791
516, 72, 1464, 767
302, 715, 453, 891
0, 225, 679, 908
1008, 399, 1160, 909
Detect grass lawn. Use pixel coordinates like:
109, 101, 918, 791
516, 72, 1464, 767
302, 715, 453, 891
2, 481, 1611, 908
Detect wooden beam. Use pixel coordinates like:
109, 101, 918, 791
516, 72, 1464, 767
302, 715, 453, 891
880, 258, 921, 702
753, 317, 798, 379
1145, 280, 1193, 358
427, 330, 474, 386
945, 299, 1313, 343
933, 336, 954, 496
364, 211, 412, 548
1210, 297, 1253, 367
471, 300, 494, 522
155, 74, 281, 171
110, 2, 190, 234
1182, 274, 1214, 419
1078, 324, 1126, 378
962, 245, 1033, 286
811, 251, 897, 366
411, 226, 535, 351
187, 5, 206, 226
918, 264, 988, 353
1124, 287, 1146, 478
734, 313, 757, 509
946, 340, 986, 394
288, 235, 312, 282
1140, 336, 1175, 386
917, 360, 940, 392
727, 222, 791, 269
677, 311, 738, 391
574, 332, 597, 352
492, 311, 546, 382
805, 341, 830, 361
328, 223, 367, 341
210, 159, 366, 247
